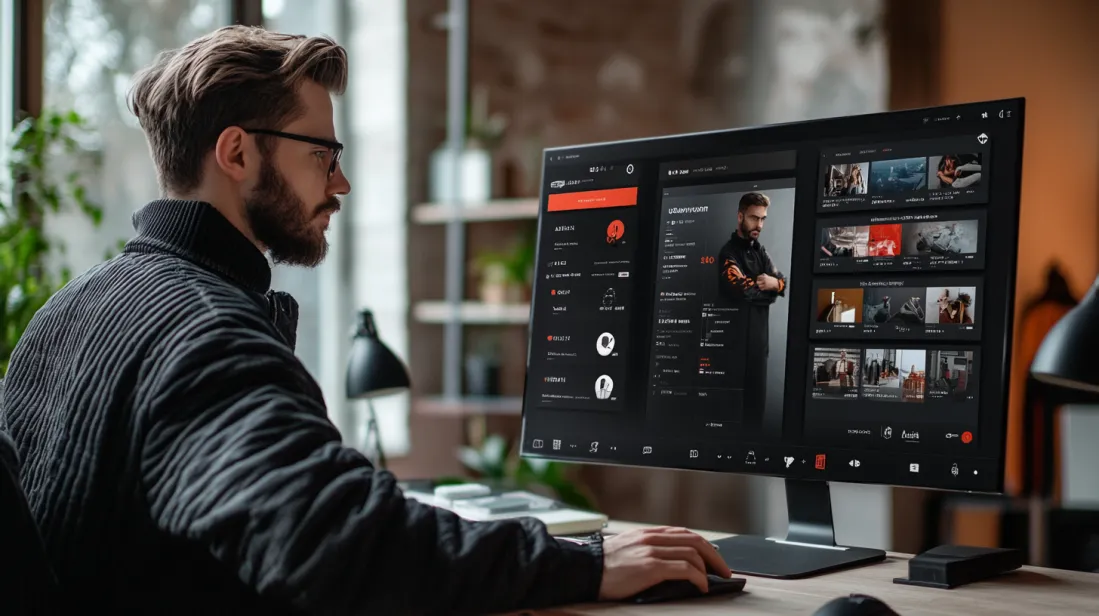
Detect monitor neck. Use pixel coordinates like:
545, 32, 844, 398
785, 479, 836, 547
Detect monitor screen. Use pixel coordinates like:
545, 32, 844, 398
519, 99, 1024, 494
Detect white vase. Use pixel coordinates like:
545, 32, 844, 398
429, 146, 492, 205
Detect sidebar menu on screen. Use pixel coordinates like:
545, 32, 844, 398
527, 164, 641, 413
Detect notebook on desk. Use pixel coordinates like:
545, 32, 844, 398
402, 485, 609, 536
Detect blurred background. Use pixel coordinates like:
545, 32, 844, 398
3, 0, 1099, 572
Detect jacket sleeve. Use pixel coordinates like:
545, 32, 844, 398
137, 315, 603, 615
761, 247, 787, 299
719, 247, 780, 305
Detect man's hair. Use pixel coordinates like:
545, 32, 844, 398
128, 25, 348, 195
738, 192, 770, 212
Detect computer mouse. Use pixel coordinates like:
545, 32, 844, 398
813, 593, 900, 616
628, 574, 746, 604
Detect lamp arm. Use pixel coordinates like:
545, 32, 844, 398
365, 398, 386, 470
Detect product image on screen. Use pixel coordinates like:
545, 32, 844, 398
903, 219, 979, 257
816, 288, 864, 323
929, 154, 982, 190
648, 178, 795, 433
824, 162, 868, 196
820, 225, 870, 258
888, 349, 926, 402
927, 350, 975, 401
867, 224, 902, 257
862, 287, 926, 325
926, 286, 977, 325
860, 348, 901, 400
869, 157, 927, 193
811, 347, 861, 399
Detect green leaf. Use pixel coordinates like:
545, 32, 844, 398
0, 106, 118, 371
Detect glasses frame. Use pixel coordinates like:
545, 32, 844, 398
243, 128, 344, 176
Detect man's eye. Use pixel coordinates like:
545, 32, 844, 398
315, 151, 328, 160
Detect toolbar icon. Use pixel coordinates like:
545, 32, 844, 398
849, 459, 861, 468
533, 439, 544, 449
784, 456, 795, 468
689, 449, 699, 459
589, 441, 599, 453
951, 463, 959, 477
909, 463, 920, 473
552, 439, 561, 451
815, 454, 827, 470
745, 451, 756, 464
977, 133, 988, 145
642, 446, 652, 455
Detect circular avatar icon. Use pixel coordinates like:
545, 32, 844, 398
606, 220, 625, 244
597, 333, 616, 356
595, 375, 614, 400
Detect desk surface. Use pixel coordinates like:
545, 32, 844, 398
533, 521, 1099, 615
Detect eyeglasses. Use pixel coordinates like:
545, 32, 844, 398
243, 128, 344, 176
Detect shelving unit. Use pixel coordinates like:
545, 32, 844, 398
412, 198, 538, 224
413, 301, 530, 325
414, 395, 523, 417
411, 0, 534, 421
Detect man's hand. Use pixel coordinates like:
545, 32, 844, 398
598, 526, 732, 600
756, 274, 780, 291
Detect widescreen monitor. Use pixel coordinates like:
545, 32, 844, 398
519, 98, 1025, 578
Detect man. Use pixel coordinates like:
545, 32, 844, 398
1, 26, 728, 614
717, 192, 786, 432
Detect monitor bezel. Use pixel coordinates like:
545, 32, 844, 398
518, 97, 1026, 496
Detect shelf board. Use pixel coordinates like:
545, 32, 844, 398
414, 301, 530, 325
412, 199, 539, 224
414, 395, 524, 417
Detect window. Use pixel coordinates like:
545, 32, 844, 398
264, 0, 410, 455
41, 0, 232, 274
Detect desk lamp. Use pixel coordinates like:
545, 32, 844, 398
346, 309, 411, 469
1031, 277, 1099, 399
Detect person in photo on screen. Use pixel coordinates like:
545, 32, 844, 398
716, 192, 787, 432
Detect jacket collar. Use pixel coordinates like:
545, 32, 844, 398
123, 199, 300, 350
730, 230, 759, 249
125, 199, 272, 293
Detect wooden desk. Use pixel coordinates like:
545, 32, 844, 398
533, 521, 1099, 615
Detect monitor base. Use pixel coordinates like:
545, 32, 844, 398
712, 478, 886, 579
713, 534, 886, 579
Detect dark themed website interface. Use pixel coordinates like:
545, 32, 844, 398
522, 105, 1019, 491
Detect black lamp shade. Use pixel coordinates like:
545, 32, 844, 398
346, 310, 411, 399
1031, 276, 1099, 395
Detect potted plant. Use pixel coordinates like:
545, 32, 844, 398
1, 110, 108, 375
429, 83, 509, 205
472, 233, 534, 305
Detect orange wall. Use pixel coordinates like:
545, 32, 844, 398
938, 0, 1099, 492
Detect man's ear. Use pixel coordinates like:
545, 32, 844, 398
212, 126, 252, 183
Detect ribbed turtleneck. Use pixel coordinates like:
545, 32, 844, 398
124, 199, 272, 294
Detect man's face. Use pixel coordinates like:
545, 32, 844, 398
738, 204, 767, 239
245, 81, 351, 267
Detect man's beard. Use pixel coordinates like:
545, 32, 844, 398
739, 222, 759, 238
244, 157, 340, 267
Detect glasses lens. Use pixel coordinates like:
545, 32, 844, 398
330, 147, 343, 175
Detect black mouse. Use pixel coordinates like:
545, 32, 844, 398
813, 593, 900, 616
628, 574, 746, 604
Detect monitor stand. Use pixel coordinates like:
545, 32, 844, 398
712, 478, 886, 579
